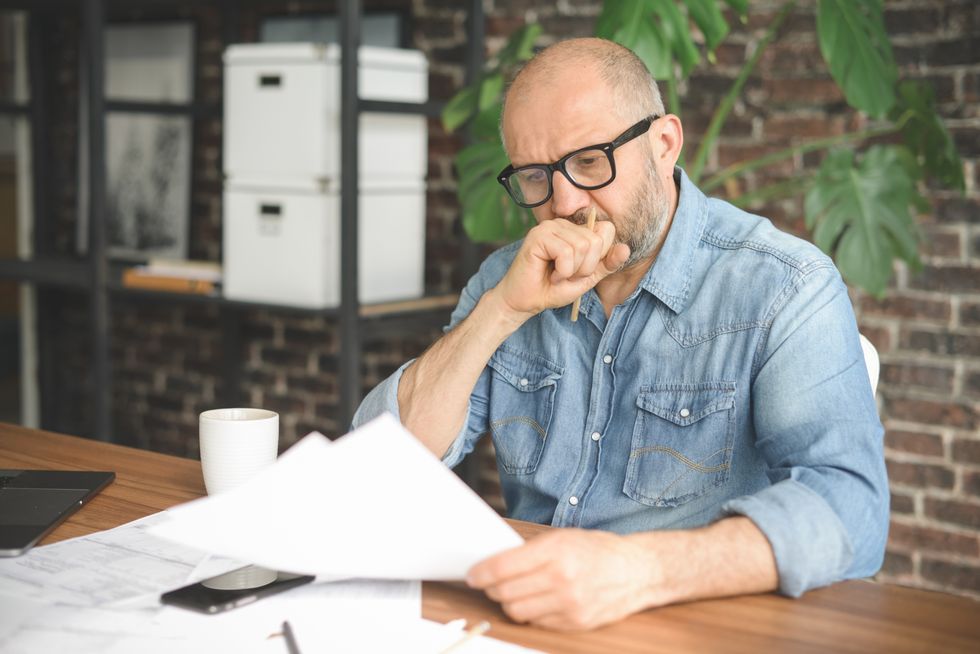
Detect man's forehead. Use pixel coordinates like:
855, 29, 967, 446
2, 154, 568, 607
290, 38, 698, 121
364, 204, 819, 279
503, 66, 621, 163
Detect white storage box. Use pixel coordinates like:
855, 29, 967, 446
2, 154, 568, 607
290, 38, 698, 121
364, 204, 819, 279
223, 178, 425, 308
224, 43, 428, 183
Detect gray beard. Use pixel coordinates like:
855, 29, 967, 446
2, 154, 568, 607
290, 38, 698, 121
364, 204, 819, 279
620, 162, 670, 269
566, 161, 670, 270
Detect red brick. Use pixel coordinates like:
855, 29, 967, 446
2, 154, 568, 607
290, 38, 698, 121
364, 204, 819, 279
920, 558, 980, 593
884, 397, 979, 431
885, 430, 945, 457
886, 459, 955, 490
860, 295, 951, 322
891, 491, 916, 515
880, 363, 955, 393
925, 498, 980, 530
763, 114, 845, 141
963, 371, 980, 398
907, 265, 980, 293
888, 521, 979, 557
884, 7, 941, 34
763, 77, 844, 105
880, 550, 914, 576
960, 302, 980, 327
936, 197, 980, 225
922, 227, 962, 259
952, 438, 980, 465
964, 471, 980, 496
857, 326, 892, 353
901, 329, 980, 357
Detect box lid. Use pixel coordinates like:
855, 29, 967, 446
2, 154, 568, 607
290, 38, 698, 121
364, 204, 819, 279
225, 175, 426, 194
223, 43, 427, 72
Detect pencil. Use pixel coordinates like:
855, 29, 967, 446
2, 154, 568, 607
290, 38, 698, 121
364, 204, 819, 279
282, 620, 302, 654
570, 205, 597, 322
438, 620, 491, 654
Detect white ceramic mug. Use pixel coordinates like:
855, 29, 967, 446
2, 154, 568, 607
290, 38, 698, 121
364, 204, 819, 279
199, 408, 279, 495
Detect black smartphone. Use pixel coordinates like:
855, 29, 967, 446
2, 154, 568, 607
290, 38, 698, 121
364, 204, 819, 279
161, 565, 315, 614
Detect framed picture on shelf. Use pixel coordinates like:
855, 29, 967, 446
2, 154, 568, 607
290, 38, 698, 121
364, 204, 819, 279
87, 21, 195, 260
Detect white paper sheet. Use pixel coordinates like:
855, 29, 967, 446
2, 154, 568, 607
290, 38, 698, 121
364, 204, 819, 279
0, 513, 244, 608
150, 413, 524, 579
0, 578, 421, 654
290, 615, 544, 653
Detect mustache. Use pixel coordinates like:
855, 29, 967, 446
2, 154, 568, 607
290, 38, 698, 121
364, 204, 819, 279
563, 208, 610, 226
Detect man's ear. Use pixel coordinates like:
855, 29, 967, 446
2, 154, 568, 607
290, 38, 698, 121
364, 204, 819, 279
649, 114, 684, 173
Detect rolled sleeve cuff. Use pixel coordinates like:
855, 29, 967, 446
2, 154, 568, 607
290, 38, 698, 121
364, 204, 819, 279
721, 479, 854, 597
351, 359, 414, 429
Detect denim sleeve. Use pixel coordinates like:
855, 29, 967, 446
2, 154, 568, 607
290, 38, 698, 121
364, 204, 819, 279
721, 263, 889, 597
352, 253, 503, 466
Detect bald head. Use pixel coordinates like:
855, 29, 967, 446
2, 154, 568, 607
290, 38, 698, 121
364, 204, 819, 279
501, 38, 665, 153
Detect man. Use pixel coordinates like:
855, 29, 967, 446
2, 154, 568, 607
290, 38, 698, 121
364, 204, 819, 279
354, 38, 888, 631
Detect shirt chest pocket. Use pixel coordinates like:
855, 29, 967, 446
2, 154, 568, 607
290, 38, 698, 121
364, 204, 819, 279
624, 382, 736, 508
487, 349, 563, 475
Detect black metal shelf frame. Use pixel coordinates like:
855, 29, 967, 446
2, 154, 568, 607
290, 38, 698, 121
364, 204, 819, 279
0, 0, 485, 449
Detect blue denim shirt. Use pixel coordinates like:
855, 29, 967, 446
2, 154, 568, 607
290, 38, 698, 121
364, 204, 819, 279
354, 168, 888, 597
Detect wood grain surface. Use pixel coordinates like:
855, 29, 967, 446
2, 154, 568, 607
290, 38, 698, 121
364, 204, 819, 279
2, 422, 978, 653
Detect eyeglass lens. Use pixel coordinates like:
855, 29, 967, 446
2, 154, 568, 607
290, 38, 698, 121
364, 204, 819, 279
509, 148, 612, 206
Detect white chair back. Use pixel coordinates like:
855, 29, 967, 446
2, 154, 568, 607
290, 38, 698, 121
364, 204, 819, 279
859, 333, 880, 397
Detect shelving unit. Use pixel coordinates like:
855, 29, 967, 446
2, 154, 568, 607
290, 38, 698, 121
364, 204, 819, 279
0, 0, 485, 448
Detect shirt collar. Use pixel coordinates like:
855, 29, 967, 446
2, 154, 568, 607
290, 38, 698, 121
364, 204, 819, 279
636, 166, 708, 314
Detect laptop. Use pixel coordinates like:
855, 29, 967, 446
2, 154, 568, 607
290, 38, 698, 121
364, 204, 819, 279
0, 469, 115, 556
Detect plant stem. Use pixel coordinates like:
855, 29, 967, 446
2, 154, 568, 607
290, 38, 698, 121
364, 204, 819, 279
730, 174, 814, 208
701, 110, 914, 193
688, 0, 798, 184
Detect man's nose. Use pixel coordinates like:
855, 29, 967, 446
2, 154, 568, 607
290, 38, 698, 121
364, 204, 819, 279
549, 170, 591, 219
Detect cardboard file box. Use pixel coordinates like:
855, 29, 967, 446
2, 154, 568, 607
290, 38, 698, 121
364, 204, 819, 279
223, 178, 425, 308
223, 43, 428, 183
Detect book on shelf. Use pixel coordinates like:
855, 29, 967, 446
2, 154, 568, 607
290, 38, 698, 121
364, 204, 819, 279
122, 259, 222, 295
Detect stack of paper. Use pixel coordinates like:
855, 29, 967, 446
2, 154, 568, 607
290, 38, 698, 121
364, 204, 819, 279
0, 413, 532, 652
149, 413, 524, 579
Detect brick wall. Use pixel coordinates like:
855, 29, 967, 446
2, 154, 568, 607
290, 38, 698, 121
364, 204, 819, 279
37, 0, 979, 599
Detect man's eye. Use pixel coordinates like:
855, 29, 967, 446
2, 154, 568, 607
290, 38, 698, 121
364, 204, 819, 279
575, 156, 600, 167
519, 169, 547, 184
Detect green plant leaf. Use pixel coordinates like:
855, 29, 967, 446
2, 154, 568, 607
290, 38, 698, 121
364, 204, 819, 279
456, 140, 534, 243
804, 145, 924, 297
495, 23, 543, 67
684, 0, 729, 52
597, 0, 667, 79
441, 84, 478, 132
723, 0, 748, 18
816, 0, 897, 117
478, 73, 504, 111
890, 79, 966, 192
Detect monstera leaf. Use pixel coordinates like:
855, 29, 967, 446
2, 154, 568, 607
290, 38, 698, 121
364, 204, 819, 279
456, 140, 532, 242
805, 145, 926, 297
596, 0, 746, 76
817, 0, 897, 117
891, 80, 965, 191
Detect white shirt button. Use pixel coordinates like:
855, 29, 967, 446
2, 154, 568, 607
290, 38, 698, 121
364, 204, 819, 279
519, 378, 529, 387
602, 354, 613, 364
568, 496, 579, 506
591, 431, 601, 442
679, 408, 691, 418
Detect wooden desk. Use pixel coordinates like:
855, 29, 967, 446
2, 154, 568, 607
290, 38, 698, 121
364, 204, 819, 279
2, 422, 978, 653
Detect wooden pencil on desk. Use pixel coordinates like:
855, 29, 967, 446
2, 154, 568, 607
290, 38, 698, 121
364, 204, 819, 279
570, 205, 597, 322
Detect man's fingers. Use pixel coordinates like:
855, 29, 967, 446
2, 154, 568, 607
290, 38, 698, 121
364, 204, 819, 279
467, 536, 557, 588
483, 568, 556, 604
500, 591, 566, 625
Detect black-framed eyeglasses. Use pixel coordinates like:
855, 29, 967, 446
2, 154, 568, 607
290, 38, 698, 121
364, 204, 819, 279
497, 115, 660, 208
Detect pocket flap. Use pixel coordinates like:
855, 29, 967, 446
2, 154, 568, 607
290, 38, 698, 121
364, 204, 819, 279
488, 347, 563, 392
635, 383, 735, 426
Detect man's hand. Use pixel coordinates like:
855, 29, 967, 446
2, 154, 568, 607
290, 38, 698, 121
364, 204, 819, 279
494, 217, 631, 320
465, 529, 660, 632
